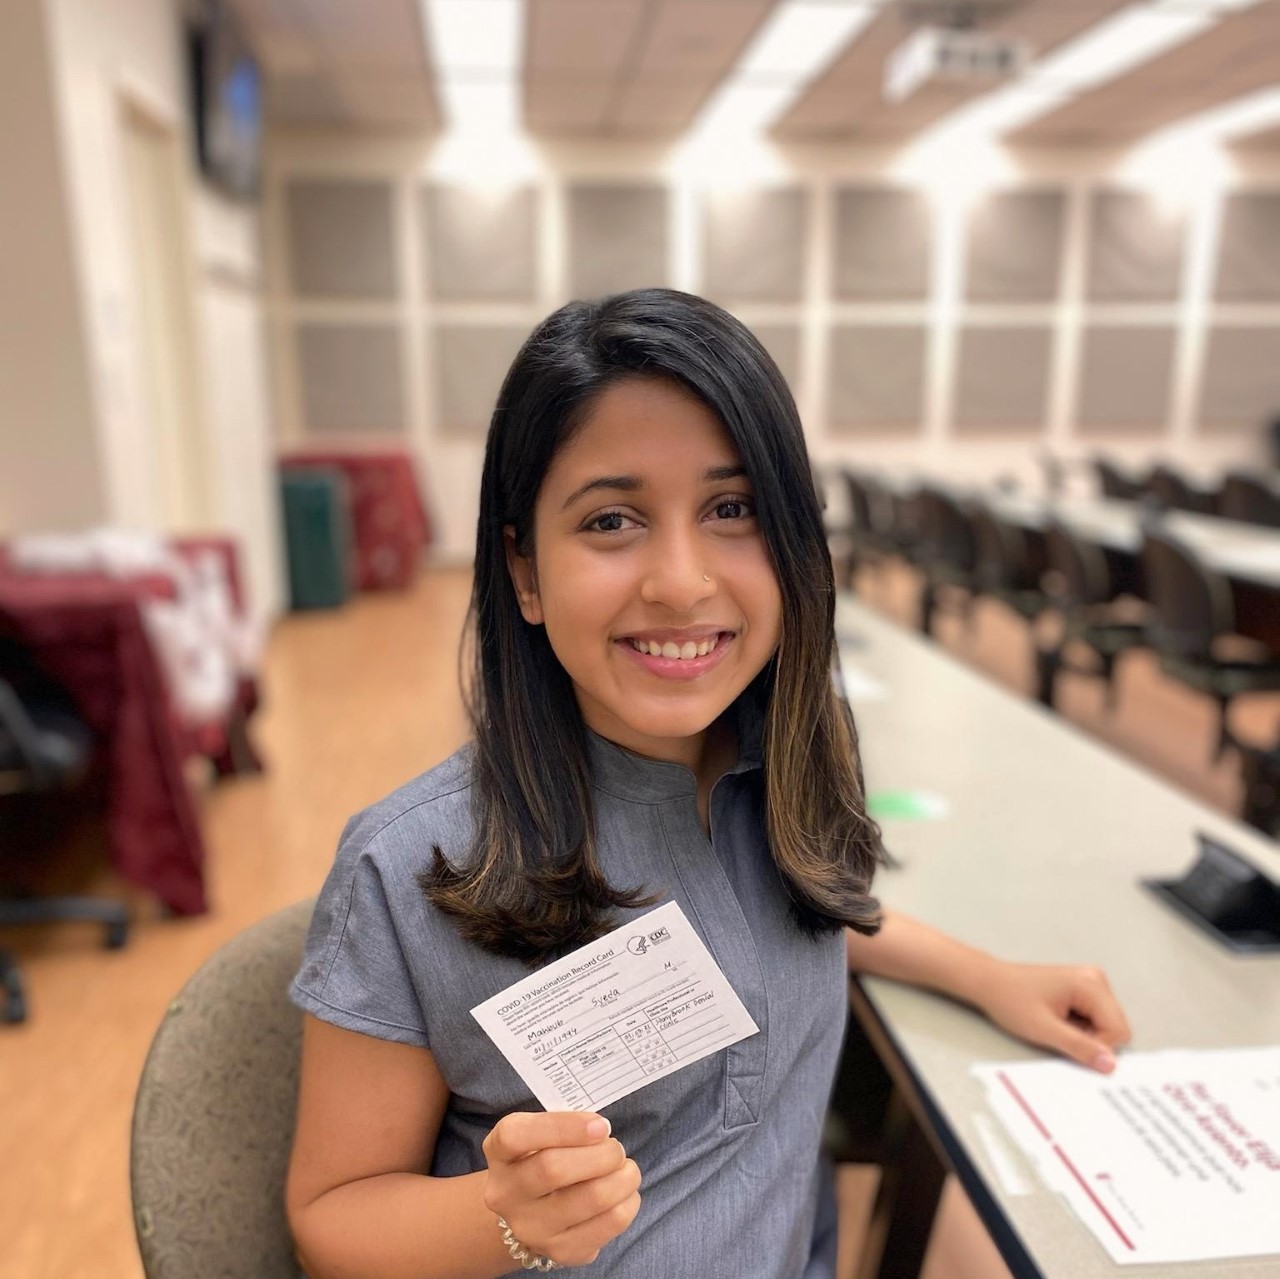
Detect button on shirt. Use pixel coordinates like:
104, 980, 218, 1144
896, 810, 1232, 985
290, 698, 848, 1277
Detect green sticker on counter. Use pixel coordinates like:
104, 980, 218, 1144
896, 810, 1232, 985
866, 790, 951, 821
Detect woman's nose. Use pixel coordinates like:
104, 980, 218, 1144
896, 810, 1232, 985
638, 533, 716, 612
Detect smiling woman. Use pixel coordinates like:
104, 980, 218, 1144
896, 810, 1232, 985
284, 288, 1132, 1279
430, 289, 884, 964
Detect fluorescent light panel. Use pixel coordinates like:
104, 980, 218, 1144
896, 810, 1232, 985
420, 0, 524, 131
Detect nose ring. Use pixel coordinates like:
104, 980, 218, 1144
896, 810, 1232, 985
702, 574, 711, 582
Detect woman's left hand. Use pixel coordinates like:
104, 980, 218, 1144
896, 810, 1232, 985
974, 960, 1132, 1073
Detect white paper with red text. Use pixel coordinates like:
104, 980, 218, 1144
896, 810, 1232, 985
974, 1048, 1280, 1264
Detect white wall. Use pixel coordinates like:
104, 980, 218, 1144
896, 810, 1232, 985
265, 130, 1280, 564
0, 0, 105, 532
34, 0, 283, 623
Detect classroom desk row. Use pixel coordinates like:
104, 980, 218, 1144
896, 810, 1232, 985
835, 595, 1280, 1279
981, 492, 1280, 648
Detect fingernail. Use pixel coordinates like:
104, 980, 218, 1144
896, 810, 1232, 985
1092, 1050, 1116, 1073
587, 1117, 610, 1138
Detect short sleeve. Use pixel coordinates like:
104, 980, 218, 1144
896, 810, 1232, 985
289, 819, 430, 1049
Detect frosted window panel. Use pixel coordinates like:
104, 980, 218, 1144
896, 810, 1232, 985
567, 183, 669, 299
1077, 326, 1175, 435
1198, 327, 1280, 433
748, 323, 802, 394
833, 187, 931, 300
964, 190, 1065, 303
423, 185, 539, 301
1086, 190, 1184, 302
701, 188, 807, 303
1213, 192, 1280, 302
954, 327, 1052, 433
287, 180, 397, 299
828, 326, 926, 433
434, 325, 532, 436
297, 324, 405, 434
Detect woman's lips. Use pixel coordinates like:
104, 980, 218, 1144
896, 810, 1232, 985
615, 632, 735, 682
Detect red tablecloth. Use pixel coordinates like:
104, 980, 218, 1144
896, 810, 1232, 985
279, 449, 432, 590
0, 538, 261, 916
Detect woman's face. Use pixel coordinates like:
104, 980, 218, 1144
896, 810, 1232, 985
505, 377, 783, 766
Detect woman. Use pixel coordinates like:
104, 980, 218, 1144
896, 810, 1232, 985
285, 289, 1130, 1277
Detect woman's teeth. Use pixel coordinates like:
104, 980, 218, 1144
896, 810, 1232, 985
629, 635, 722, 660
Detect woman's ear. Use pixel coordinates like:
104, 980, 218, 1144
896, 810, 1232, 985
503, 525, 544, 625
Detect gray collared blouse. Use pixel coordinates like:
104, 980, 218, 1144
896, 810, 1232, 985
290, 703, 847, 1277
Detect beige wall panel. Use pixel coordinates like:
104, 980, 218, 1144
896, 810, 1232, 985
567, 183, 670, 299
286, 179, 397, 299
433, 324, 532, 437
296, 323, 405, 433
965, 191, 1065, 303
1213, 191, 1280, 302
833, 187, 931, 301
828, 325, 927, 434
423, 185, 539, 301
1198, 327, 1280, 433
954, 327, 1052, 434
1086, 190, 1185, 303
1076, 326, 1176, 435
701, 188, 807, 303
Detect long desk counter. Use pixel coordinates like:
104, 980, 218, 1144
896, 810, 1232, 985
981, 493, 1280, 593
836, 595, 1280, 1279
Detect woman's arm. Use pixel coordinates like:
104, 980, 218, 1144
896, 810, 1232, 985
286, 1016, 639, 1278
845, 910, 1132, 1073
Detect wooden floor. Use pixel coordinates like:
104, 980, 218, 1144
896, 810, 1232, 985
3, 562, 1273, 1278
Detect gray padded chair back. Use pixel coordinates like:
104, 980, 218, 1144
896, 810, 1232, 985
130, 899, 315, 1278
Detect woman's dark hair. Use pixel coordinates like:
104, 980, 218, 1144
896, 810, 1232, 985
422, 288, 883, 963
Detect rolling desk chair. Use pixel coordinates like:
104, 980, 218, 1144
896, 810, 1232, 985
0, 671, 128, 1024
969, 506, 1052, 626
1218, 473, 1280, 528
1092, 457, 1145, 501
914, 489, 978, 637
1140, 529, 1280, 761
1036, 523, 1148, 711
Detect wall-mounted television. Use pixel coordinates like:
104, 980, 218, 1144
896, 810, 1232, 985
189, 0, 261, 202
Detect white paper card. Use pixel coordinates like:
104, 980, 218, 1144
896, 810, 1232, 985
973, 1048, 1280, 1265
471, 901, 759, 1113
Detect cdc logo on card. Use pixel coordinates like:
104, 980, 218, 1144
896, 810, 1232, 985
627, 925, 672, 956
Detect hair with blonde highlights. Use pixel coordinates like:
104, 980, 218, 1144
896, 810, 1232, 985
422, 289, 883, 963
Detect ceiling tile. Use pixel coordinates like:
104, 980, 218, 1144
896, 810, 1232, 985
525, 76, 617, 130
633, 0, 773, 76
526, 0, 648, 73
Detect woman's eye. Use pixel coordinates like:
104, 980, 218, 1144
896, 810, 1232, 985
586, 510, 633, 533
712, 498, 755, 521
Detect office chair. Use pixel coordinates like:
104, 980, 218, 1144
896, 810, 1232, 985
0, 672, 128, 1025
1218, 473, 1280, 528
1036, 524, 1148, 710
969, 506, 1051, 625
839, 470, 893, 589
1093, 457, 1145, 501
1140, 530, 1280, 761
1147, 464, 1214, 515
131, 898, 313, 1278
914, 488, 978, 636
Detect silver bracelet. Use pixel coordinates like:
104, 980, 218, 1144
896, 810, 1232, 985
496, 1216, 560, 1271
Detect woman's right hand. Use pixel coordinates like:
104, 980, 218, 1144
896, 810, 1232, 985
481, 1111, 642, 1268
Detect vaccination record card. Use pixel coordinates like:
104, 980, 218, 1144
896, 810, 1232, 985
471, 901, 759, 1113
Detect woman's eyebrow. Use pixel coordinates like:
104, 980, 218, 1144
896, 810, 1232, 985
560, 464, 749, 511
561, 475, 640, 510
